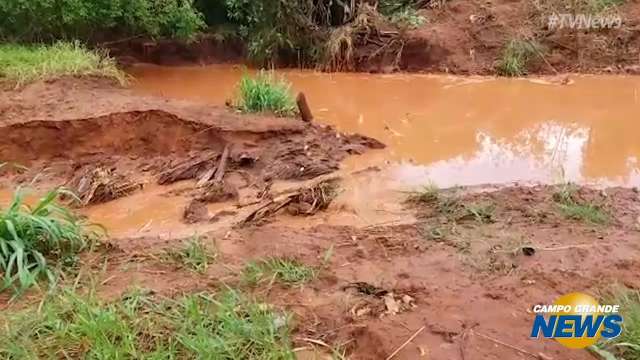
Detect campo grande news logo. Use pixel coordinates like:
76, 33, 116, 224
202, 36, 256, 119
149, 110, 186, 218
530, 292, 623, 349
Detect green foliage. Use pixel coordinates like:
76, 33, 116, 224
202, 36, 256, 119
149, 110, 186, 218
379, 0, 426, 29
236, 71, 297, 116
0, 288, 295, 359
592, 288, 640, 360
464, 203, 496, 224
162, 236, 216, 274
408, 183, 440, 204
0, 42, 126, 86
243, 258, 316, 286
0, 187, 91, 295
496, 39, 541, 77
0, 0, 205, 42
586, 0, 625, 12
552, 183, 609, 224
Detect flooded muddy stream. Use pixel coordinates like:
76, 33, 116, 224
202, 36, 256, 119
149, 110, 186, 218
131, 64, 640, 188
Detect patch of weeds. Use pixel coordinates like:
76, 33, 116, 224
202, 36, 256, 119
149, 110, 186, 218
243, 258, 316, 286
592, 287, 640, 360
586, 0, 625, 13
0, 41, 127, 87
0, 187, 95, 296
235, 71, 297, 117
496, 39, 542, 77
463, 202, 496, 224
162, 236, 216, 274
553, 183, 609, 225
408, 183, 440, 204
0, 288, 295, 359
388, 7, 426, 29
436, 193, 463, 217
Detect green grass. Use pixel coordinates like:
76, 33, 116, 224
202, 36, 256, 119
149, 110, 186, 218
0, 288, 295, 359
243, 258, 316, 287
592, 288, 640, 360
162, 236, 216, 274
464, 202, 496, 224
552, 183, 609, 225
0, 41, 127, 87
235, 71, 297, 117
408, 183, 440, 204
0, 187, 92, 295
586, 0, 625, 12
496, 39, 542, 77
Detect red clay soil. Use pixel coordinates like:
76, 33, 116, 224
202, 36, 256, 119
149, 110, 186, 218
70, 184, 640, 360
0, 78, 383, 187
2, 78, 640, 359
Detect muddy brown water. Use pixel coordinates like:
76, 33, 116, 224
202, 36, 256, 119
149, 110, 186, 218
130, 64, 640, 188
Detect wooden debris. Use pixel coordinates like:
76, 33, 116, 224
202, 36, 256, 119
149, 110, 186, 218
296, 92, 314, 122
68, 166, 142, 206
238, 176, 339, 225
158, 151, 218, 185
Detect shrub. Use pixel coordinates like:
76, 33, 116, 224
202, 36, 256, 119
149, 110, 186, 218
0, 187, 92, 295
235, 71, 297, 116
0, 0, 205, 42
0, 42, 126, 86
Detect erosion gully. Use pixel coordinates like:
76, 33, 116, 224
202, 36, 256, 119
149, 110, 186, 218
3, 65, 640, 238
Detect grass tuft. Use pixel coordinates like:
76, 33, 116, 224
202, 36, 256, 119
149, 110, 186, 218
464, 202, 496, 224
552, 183, 609, 224
408, 183, 440, 204
0, 187, 93, 295
162, 236, 216, 274
0, 288, 294, 359
243, 258, 316, 286
235, 71, 297, 117
496, 39, 542, 77
0, 41, 127, 87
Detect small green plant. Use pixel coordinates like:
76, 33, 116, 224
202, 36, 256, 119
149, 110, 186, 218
496, 39, 541, 77
388, 7, 426, 29
0, 288, 295, 358
243, 258, 316, 286
0, 42, 127, 87
235, 71, 297, 116
162, 236, 216, 273
0, 187, 92, 295
553, 183, 609, 224
592, 287, 640, 360
408, 183, 440, 204
464, 203, 496, 224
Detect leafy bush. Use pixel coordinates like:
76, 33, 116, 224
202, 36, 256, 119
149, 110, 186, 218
0, 187, 92, 295
0, 289, 294, 359
0, 0, 205, 42
0, 42, 126, 86
235, 71, 297, 116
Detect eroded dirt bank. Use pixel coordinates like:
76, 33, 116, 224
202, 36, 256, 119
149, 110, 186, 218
1, 78, 640, 359
108, 0, 640, 75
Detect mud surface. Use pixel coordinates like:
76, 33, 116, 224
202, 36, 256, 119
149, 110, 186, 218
2, 78, 640, 359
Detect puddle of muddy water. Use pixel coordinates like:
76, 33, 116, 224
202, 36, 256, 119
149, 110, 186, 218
130, 64, 640, 188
